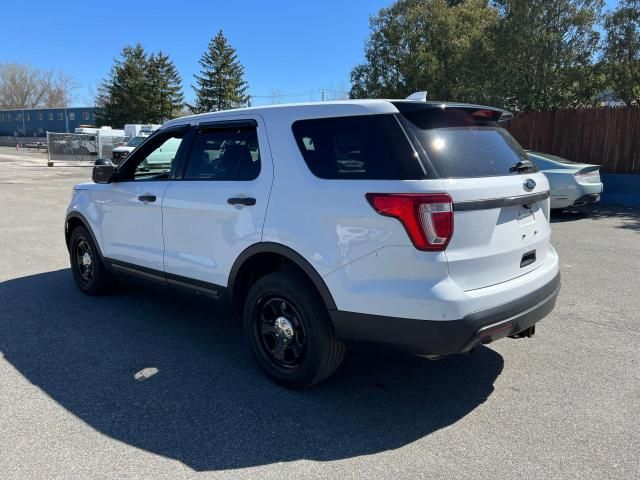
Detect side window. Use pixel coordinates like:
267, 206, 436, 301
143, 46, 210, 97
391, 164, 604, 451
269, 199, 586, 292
134, 137, 183, 177
125, 130, 186, 180
183, 126, 261, 180
292, 114, 425, 180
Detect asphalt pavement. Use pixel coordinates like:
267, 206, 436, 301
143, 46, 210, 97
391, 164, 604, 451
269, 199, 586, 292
1, 147, 638, 479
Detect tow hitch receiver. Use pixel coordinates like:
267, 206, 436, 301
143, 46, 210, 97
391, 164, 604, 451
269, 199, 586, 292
509, 325, 536, 339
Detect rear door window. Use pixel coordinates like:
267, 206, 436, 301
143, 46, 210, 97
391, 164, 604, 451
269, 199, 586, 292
183, 126, 261, 181
395, 103, 534, 178
292, 114, 426, 180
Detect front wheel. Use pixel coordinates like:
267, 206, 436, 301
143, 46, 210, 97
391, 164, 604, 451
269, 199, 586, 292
243, 271, 345, 389
69, 226, 116, 295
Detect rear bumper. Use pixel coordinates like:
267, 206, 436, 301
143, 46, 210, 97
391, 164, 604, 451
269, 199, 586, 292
330, 272, 560, 355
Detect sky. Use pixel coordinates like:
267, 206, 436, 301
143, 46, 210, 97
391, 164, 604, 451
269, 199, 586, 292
1, 0, 621, 108
0, 0, 391, 107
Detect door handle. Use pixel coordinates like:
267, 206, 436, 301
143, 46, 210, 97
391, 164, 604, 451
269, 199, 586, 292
138, 194, 156, 203
227, 197, 256, 206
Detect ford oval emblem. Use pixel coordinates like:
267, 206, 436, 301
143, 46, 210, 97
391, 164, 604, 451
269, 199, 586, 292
523, 178, 536, 192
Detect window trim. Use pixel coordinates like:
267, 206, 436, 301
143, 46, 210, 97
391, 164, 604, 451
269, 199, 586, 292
176, 122, 262, 181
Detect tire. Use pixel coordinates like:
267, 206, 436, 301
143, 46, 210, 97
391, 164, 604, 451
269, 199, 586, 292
69, 226, 116, 295
243, 271, 345, 389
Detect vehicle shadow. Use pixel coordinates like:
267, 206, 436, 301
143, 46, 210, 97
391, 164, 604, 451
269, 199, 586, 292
551, 205, 640, 231
0, 270, 503, 471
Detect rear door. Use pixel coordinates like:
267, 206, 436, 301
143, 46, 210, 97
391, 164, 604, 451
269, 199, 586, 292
161, 116, 272, 291
397, 103, 552, 290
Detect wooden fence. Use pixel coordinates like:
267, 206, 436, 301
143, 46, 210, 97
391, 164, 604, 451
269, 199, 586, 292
505, 107, 640, 174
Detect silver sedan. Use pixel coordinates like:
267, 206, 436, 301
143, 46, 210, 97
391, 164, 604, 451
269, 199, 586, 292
527, 151, 604, 210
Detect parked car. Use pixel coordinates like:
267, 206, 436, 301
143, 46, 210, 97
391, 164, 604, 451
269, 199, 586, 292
111, 136, 148, 164
65, 97, 560, 389
527, 151, 603, 210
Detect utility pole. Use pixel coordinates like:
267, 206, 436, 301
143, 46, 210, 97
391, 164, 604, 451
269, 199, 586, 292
321, 89, 325, 101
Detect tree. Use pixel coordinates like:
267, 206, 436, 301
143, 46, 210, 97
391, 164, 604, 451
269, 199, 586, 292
191, 30, 249, 113
146, 52, 184, 122
491, 0, 604, 110
96, 44, 150, 126
350, 0, 604, 110
349, 0, 500, 104
0, 63, 76, 108
602, 0, 640, 105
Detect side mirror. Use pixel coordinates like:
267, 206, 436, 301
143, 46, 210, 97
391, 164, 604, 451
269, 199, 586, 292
92, 158, 115, 184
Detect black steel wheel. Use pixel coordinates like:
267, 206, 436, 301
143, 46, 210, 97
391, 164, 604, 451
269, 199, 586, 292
256, 296, 308, 371
244, 271, 345, 389
74, 239, 94, 286
69, 226, 116, 295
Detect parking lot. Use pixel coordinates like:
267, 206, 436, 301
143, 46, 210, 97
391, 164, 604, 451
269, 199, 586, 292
1, 146, 639, 479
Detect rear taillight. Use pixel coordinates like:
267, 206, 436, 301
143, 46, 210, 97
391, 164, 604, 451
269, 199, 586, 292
574, 170, 598, 178
366, 193, 453, 251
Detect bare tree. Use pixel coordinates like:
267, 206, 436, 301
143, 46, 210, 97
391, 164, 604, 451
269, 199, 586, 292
41, 71, 77, 107
325, 81, 350, 100
0, 62, 77, 109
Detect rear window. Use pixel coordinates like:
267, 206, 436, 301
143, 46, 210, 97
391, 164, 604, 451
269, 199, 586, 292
395, 103, 532, 178
292, 114, 426, 180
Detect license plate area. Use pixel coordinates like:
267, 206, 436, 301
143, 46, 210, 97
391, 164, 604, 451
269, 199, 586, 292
517, 205, 535, 225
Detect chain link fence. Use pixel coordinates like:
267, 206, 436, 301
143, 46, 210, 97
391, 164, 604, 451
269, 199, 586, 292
47, 133, 127, 166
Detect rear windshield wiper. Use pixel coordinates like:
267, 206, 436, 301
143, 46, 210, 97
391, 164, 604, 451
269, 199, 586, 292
509, 159, 536, 174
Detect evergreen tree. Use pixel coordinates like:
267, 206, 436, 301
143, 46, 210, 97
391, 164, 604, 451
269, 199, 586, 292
96, 45, 184, 126
191, 30, 248, 113
146, 52, 184, 122
95, 44, 149, 126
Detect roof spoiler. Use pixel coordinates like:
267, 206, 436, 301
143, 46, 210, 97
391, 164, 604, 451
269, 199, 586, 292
403, 91, 513, 122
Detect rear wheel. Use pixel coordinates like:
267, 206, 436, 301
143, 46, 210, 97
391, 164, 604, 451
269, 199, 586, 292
243, 271, 345, 389
69, 226, 116, 295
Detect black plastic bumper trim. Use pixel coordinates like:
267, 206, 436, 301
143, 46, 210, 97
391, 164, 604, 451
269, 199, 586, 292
330, 272, 560, 355
572, 193, 600, 206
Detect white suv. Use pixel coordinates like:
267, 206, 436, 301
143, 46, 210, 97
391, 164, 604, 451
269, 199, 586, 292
65, 98, 560, 388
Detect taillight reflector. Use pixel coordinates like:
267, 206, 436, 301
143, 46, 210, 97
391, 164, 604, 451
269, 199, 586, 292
366, 193, 454, 251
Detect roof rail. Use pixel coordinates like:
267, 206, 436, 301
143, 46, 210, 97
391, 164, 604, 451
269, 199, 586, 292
405, 91, 428, 101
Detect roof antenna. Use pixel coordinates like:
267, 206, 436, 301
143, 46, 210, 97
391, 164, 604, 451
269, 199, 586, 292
405, 91, 428, 101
